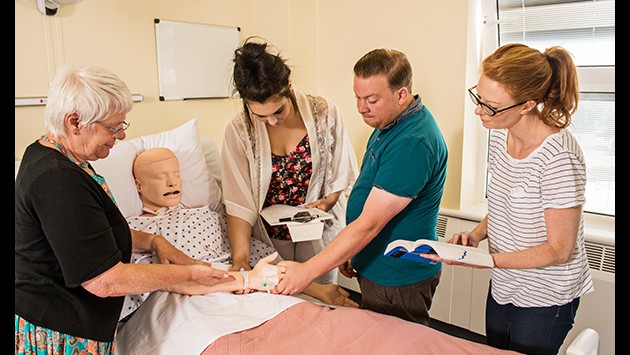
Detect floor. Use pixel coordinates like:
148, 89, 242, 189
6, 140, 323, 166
344, 287, 487, 345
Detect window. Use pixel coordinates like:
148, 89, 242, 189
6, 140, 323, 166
480, 0, 615, 217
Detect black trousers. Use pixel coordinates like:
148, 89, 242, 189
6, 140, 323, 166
357, 270, 441, 326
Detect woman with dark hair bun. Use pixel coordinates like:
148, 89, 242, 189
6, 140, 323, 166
221, 37, 359, 287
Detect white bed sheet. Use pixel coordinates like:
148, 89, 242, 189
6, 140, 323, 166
114, 291, 304, 355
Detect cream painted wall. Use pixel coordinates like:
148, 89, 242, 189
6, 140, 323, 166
15, 0, 470, 209
314, 0, 470, 209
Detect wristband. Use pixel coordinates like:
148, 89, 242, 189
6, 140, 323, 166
239, 268, 249, 290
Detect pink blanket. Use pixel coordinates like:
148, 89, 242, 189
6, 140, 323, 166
203, 301, 522, 355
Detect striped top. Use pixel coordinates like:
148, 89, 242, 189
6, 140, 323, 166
487, 128, 594, 307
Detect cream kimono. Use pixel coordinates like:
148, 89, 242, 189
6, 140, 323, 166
221, 90, 359, 253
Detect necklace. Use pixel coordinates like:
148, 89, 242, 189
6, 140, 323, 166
40, 135, 117, 205
40, 135, 89, 168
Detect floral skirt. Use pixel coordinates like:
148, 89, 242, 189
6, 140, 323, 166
15, 314, 114, 355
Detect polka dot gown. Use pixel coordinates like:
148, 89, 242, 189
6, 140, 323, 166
119, 205, 277, 321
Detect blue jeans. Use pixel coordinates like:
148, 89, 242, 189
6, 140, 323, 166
485, 285, 580, 355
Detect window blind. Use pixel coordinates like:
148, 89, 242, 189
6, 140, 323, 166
494, 0, 615, 216
498, 0, 615, 66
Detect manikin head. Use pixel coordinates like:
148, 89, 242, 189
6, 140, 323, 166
133, 147, 182, 212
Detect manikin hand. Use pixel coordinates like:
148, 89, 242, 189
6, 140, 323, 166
310, 283, 359, 308
248, 252, 283, 292
152, 233, 206, 266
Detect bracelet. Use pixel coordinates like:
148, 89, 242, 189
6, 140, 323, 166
239, 268, 249, 290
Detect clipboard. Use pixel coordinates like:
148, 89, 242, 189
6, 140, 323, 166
260, 205, 333, 242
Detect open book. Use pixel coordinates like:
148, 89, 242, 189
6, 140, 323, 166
384, 239, 494, 268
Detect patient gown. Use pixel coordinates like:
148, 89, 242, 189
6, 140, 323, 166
119, 204, 277, 320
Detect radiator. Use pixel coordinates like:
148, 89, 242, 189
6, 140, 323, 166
569, 239, 614, 355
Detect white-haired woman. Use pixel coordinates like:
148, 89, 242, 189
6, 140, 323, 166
15, 65, 232, 354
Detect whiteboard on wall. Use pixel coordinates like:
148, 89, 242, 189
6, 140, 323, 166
154, 19, 240, 101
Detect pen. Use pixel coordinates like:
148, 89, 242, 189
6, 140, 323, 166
279, 211, 320, 223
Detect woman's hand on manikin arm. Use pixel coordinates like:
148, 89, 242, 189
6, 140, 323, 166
303, 191, 342, 212
164, 252, 283, 295
276, 187, 412, 295
81, 261, 233, 298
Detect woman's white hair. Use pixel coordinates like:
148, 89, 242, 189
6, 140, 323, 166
44, 64, 133, 137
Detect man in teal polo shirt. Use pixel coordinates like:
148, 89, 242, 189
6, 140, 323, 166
277, 48, 448, 326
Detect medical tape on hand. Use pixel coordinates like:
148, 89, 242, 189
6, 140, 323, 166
261, 265, 279, 292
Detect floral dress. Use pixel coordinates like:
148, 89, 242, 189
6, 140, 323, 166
262, 134, 312, 241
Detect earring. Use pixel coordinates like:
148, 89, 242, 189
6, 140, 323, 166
73, 130, 79, 135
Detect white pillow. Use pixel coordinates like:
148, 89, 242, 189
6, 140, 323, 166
92, 118, 214, 218
200, 138, 222, 189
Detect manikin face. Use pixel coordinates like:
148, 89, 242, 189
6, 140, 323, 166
133, 148, 182, 212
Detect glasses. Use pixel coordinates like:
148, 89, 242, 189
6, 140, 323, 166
95, 121, 130, 139
467, 85, 527, 117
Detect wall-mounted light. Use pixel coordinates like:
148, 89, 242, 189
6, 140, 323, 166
37, 0, 84, 16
